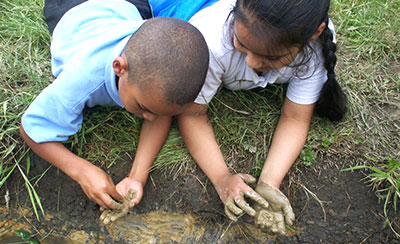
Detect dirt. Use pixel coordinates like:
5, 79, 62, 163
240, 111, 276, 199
1, 151, 399, 243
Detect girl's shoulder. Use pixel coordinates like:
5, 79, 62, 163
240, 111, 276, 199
189, 0, 236, 58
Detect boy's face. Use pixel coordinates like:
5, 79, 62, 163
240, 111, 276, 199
114, 54, 187, 120
118, 75, 186, 121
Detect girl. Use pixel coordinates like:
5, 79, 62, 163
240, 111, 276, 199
150, 0, 347, 234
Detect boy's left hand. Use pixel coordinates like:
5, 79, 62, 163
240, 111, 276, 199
115, 177, 144, 208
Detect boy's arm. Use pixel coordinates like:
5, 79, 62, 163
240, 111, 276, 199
116, 115, 172, 206
177, 103, 269, 221
19, 125, 122, 209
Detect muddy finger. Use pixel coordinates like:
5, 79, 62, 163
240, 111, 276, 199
255, 209, 274, 229
103, 214, 112, 225
244, 191, 269, 209
224, 204, 238, 222
110, 198, 123, 209
225, 198, 243, 216
100, 210, 109, 221
282, 205, 295, 226
110, 210, 128, 222
238, 174, 256, 184
127, 189, 137, 200
275, 214, 286, 235
234, 198, 255, 216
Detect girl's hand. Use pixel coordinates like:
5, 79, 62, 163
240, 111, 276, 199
115, 177, 144, 208
76, 165, 122, 209
215, 173, 269, 221
253, 181, 295, 235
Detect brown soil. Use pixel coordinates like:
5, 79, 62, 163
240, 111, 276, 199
1, 150, 399, 243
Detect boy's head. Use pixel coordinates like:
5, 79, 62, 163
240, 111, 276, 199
113, 17, 209, 120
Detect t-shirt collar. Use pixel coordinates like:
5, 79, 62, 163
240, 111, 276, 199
105, 35, 131, 108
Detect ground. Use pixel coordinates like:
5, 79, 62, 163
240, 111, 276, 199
1, 149, 399, 243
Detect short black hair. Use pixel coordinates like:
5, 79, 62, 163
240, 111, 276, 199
122, 17, 209, 105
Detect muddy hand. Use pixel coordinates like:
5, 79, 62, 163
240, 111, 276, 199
100, 189, 137, 225
253, 182, 295, 235
223, 174, 269, 222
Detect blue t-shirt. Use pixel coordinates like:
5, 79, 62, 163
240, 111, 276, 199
22, 0, 146, 143
149, 0, 218, 21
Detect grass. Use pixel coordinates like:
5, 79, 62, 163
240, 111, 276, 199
343, 157, 400, 237
0, 0, 399, 237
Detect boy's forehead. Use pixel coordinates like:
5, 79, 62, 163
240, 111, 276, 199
138, 87, 187, 115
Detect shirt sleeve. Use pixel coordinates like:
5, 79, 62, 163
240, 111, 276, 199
285, 19, 336, 105
285, 40, 328, 105
21, 69, 87, 143
194, 49, 225, 104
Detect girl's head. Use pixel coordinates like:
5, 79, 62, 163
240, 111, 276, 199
232, 0, 347, 121
232, 0, 329, 72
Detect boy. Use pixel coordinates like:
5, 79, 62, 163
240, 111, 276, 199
19, 0, 209, 212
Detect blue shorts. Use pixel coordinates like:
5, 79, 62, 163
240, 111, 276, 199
44, 0, 152, 34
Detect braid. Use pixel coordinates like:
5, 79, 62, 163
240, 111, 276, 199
315, 18, 348, 121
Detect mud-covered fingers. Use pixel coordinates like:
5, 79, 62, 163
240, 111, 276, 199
224, 198, 242, 221
97, 194, 117, 209
244, 190, 269, 209
100, 210, 113, 225
264, 211, 286, 235
100, 210, 109, 221
224, 205, 238, 222
110, 198, 123, 209
127, 189, 137, 201
225, 198, 243, 216
254, 208, 274, 229
110, 208, 129, 222
103, 214, 112, 225
234, 197, 255, 216
274, 213, 286, 235
238, 173, 256, 184
108, 186, 123, 203
282, 204, 295, 226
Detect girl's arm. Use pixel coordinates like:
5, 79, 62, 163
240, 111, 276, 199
177, 103, 269, 221
258, 98, 314, 188
253, 98, 313, 234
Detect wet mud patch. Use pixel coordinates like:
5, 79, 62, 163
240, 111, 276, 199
1, 152, 399, 243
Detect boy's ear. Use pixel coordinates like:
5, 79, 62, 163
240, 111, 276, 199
113, 54, 128, 77
309, 22, 326, 41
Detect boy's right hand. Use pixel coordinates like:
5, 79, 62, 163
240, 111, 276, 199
76, 164, 122, 209
215, 173, 270, 222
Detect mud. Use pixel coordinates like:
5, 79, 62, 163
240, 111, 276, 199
100, 189, 137, 225
1, 152, 399, 243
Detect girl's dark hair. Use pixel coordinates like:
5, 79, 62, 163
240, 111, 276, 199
233, 0, 347, 121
